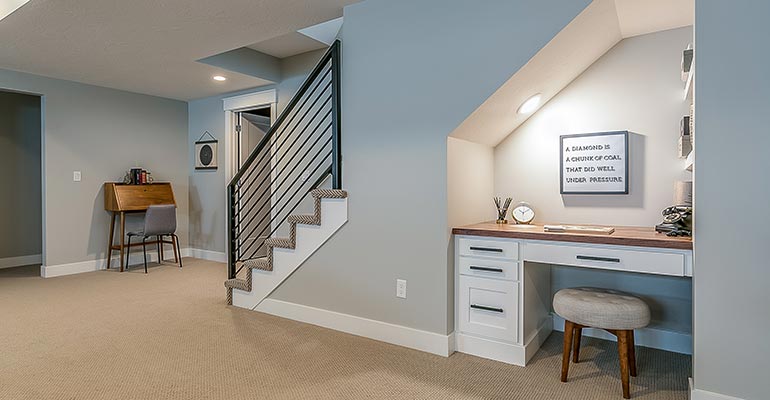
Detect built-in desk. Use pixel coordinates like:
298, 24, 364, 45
452, 222, 692, 366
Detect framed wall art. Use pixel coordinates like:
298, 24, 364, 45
560, 131, 629, 195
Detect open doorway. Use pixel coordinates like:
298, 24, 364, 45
235, 106, 272, 259
0, 90, 42, 277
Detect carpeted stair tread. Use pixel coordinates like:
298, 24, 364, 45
242, 258, 271, 271
224, 278, 249, 291
265, 237, 295, 249
288, 214, 321, 225
311, 189, 348, 199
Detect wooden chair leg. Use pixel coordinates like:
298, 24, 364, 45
561, 320, 574, 382
572, 325, 583, 363
628, 330, 637, 377
617, 330, 631, 399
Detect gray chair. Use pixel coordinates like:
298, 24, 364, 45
126, 204, 182, 273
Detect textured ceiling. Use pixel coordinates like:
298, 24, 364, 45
0, 0, 358, 100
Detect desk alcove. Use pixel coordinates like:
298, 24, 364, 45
452, 223, 692, 367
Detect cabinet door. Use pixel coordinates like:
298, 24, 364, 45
458, 276, 519, 343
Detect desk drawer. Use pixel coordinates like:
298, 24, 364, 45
459, 257, 519, 281
524, 243, 685, 276
458, 237, 519, 260
458, 276, 519, 343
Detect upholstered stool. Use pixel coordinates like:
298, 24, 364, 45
554, 287, 651, 399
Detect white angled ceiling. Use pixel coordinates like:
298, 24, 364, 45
451, 0, 694, 147
0, 0, 358, 100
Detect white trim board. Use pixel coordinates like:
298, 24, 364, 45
0, 254, 42, 269
552, 314, 691, 355
40, 248, 226, 278
256, 298, 453, 357
691, 387, 745, 400
222, 89, 276, 112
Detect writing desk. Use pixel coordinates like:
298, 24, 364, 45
104, 183, 176, 272
452, 222, 692, 366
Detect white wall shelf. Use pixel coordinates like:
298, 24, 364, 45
684, 68, 694, 101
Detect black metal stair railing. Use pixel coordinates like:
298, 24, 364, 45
227, 40, 341, 279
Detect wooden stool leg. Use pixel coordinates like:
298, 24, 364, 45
561, 320, 575, 382
617, 330, 631, 399
572, 325, 583, 363
628, 330, 637, 377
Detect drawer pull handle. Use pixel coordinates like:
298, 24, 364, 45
469, 266, 504, 273
470, 304, 504, 313
576, 255, 621, 263
469, 246, 503, 253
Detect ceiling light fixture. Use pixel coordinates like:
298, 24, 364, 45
1, 0, 31, 22
517, 93, 542, 114
212, 75, 227, 82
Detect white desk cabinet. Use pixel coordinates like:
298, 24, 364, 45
453, 223, 693, 367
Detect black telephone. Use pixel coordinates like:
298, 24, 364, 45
655, 205, 692, 237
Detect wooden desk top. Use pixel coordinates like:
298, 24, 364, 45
452, 222, 692, 250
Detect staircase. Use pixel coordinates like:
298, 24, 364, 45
224, 41, 344, 308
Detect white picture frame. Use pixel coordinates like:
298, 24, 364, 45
560, 131, 629, 194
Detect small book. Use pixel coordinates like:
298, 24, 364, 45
544, 225, 615, 234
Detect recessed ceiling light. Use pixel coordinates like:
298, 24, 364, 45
212, 75, 227, 82
517, 93, 542, 114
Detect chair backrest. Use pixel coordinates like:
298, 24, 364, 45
144, 204, 177, 236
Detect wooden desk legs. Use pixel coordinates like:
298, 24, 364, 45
119, 212, 126, 272
106, 213, 116, 269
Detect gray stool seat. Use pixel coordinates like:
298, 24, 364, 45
554, 287, 650, 331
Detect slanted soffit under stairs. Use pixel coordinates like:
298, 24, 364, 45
450, 0, 694, 147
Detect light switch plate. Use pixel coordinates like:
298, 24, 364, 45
73, 171, 82, 182
396, 279, 407, 299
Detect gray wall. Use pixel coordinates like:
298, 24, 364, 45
271, 0, 591, 335
187, 49, 325, 252
693, 1, 769, 399
0, 91, 41, 259
0, 68, 189, 267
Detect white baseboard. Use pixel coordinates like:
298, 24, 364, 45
691, 386, 744, 400
455, 319, 552, 367
256, 298, 453, 357
185, 248, 226, 263
552, 314, 692, 355
40, 247, 225, 278
0, 254, 42, 269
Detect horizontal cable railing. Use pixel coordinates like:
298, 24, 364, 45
227, 40, 341, 280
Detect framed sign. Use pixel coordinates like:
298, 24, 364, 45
560, 131, 629, 194
195, 131, 218, 170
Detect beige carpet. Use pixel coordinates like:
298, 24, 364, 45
0, 259, 690, 399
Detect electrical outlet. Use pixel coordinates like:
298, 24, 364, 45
396, 279, 407, 299
73, 171, 82, 182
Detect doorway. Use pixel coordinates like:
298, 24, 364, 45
235, 106, 273, 259
0, 89, 43, 275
